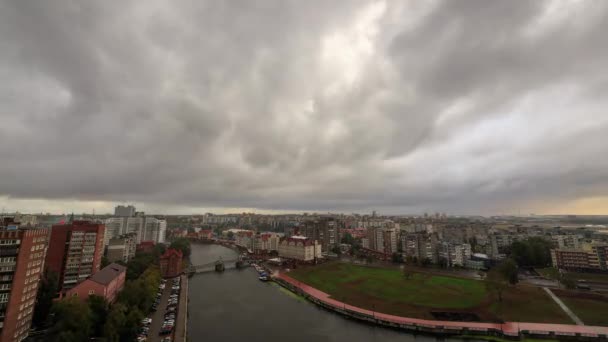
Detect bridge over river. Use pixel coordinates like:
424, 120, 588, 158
187, 256, 252, 274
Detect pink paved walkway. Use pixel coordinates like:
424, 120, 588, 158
276, 273, 608, 338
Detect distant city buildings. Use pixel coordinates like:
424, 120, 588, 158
0, 221, 49, 342
104, 206, 166, 245
45, 221, 105, 293
114, 205, 136, 217
65, 263, 126, 303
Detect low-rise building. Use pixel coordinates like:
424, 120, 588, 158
278, 236, 322, 261
65, 263, 126, 303
160, 248, 183, 278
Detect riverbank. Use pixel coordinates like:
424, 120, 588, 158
274, 272, 608, 341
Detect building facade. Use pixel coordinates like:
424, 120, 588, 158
299, 219, 340, 253
104, 215, 166, 245
0, 226, 49, 342
550, 244, 608, 271
106, 233, 137, 263
278, 236, 322, 261
160, 249, 183, 278
45, 221, 105, 292
66, 263, 126, 303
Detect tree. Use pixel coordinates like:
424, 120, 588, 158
50, 297, 92, 342
561, 273, 577, 289
227, 231, 235, 240
88, 295, 109, 337
104, 303, 127, 342
341, 232, 354, 245
421, 258, 431, 267
33, 269, 59, 328
510, 237, 552, 267
331, 245, 342, 256
498, 258, 519, 285
391, 252, 403, 263
485, 269, 508, 302
169, 238, 191, 257
438, 257, 449, 269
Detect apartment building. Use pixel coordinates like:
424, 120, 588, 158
45, 221, 104, 292
551, 244, 608, 271
106, 233, 137, 263
278, 236, 322, 261
104, 214, 166, 245
0, 225, 49, 342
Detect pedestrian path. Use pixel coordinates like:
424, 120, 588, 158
543, 287, 584, 326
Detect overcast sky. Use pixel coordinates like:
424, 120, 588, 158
1, 0, 608, 215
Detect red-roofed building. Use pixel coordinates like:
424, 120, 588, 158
278, 236, 322, 261
136, 240, 155, 254
199, 229, 213, 239
65, 263, 126, 303
160, 248, 183, 278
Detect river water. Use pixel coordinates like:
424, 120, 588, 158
187, 244, 448, 342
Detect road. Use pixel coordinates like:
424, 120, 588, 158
147, 280, 171, 342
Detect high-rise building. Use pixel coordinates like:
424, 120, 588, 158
0, 224, 49, 342
103, 215, 166, 245
45, 221, 105, 292
114, 205, 136, 217
300, 218, 339, 253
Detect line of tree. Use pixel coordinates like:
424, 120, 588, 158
169, 238, 191, 257
507, 237, 552, 267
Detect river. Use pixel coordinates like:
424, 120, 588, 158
187, 244, 452, 342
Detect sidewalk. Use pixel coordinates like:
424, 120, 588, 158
174, 274, 188, 342
543, 287, 584, 326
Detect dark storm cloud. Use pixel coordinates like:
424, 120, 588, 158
1, 0, 608, 214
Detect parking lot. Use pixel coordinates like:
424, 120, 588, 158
138, 276, 182, 342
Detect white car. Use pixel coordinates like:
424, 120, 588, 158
141, 318, 152, 324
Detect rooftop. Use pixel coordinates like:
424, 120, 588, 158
89, 263, 126, 285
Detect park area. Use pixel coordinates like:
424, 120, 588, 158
288, 262, 582, 324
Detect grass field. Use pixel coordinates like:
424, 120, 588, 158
289, 262, 573, 324
554, 289, 608, 326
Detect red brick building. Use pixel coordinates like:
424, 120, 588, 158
66, 263, 126, 303
0, 226, 49, 342
45, 221, 105, 292
160, 248, 183, 278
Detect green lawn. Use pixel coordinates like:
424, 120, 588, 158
288, 262, 575, 324
490, 286, 572, 324
554, 290, 608, 326
290, 262, 486, 309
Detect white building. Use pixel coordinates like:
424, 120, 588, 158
103, 215, 166, 245
278, 236, 322, 261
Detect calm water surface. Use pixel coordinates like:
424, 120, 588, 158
187, 244, 456, 342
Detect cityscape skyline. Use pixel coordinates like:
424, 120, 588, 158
2, 1, 608, 216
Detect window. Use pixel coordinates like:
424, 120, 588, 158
88, 290, 95, 295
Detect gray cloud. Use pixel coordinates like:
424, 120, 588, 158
1, 0, 608, 215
